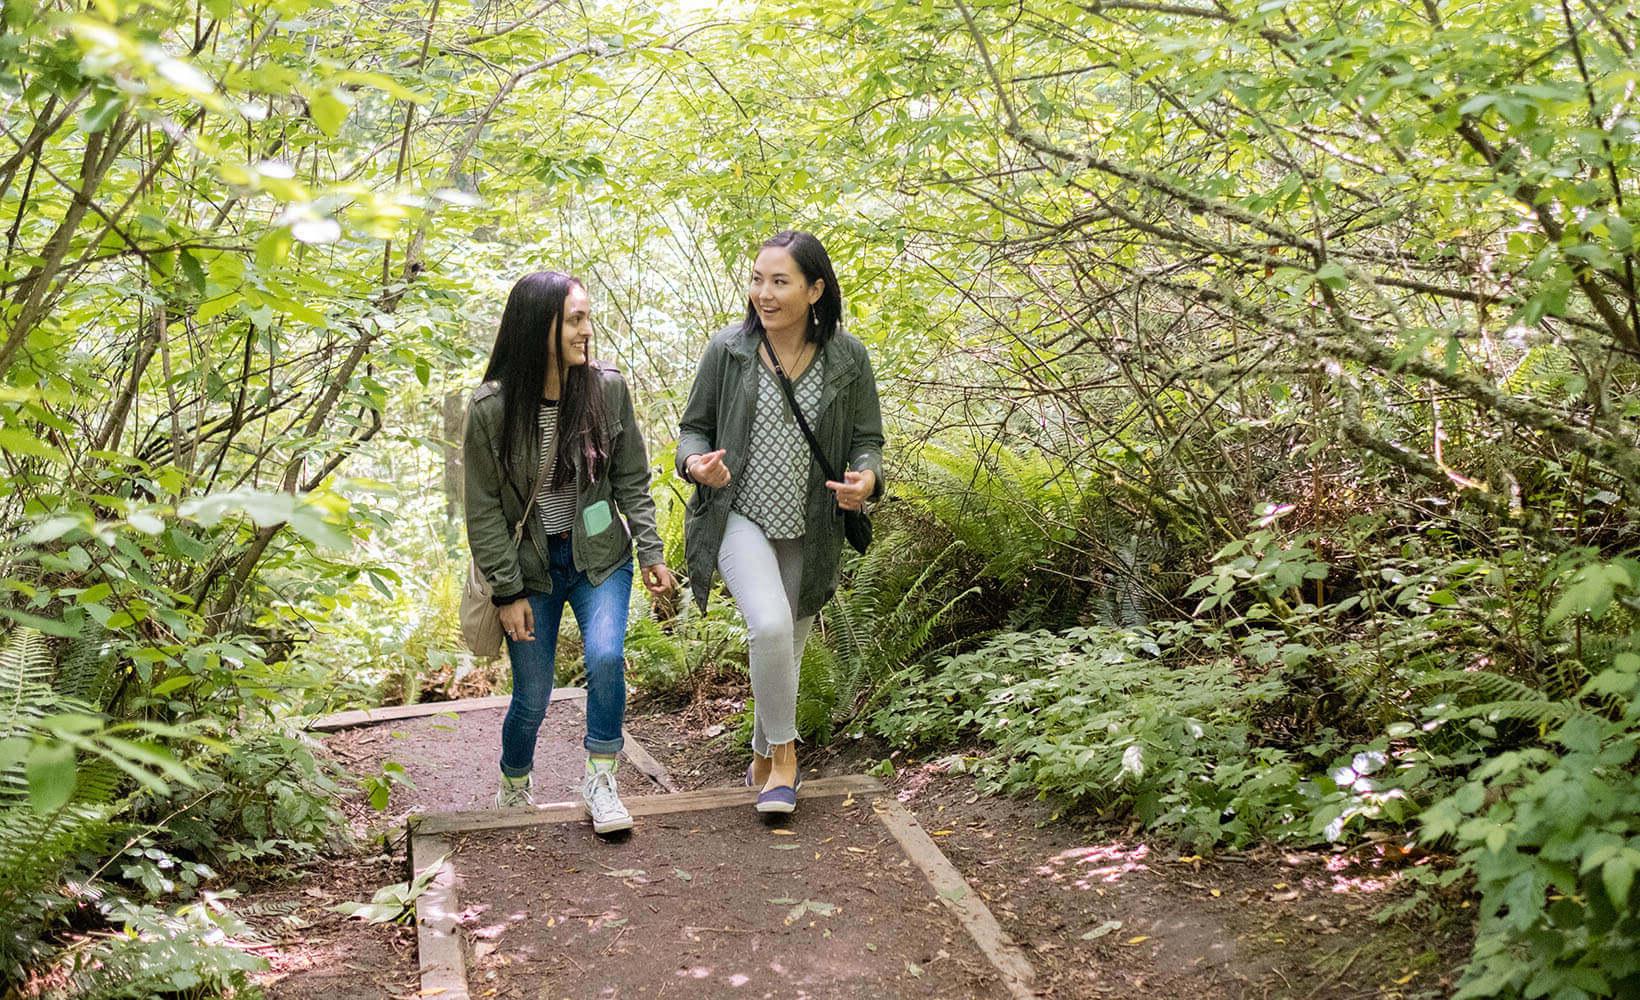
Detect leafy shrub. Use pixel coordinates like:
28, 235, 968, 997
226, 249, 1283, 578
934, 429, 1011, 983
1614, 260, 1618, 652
875, 624, 1313, 847
158, 727, 347, 870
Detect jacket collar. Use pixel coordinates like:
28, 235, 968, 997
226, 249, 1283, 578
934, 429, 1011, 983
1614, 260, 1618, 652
729, 324, 861, 412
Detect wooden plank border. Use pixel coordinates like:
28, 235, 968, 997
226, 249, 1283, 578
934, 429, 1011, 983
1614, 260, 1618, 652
306, 687, 586, 732
410, 832, 468, 1000
409, 774, 885, 837
872, 798, 1039, 999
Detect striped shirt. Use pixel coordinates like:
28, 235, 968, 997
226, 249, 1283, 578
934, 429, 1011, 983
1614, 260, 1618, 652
535, 401, 576, 534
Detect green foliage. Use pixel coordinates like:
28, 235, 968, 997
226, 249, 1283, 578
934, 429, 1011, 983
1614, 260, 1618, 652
876, 623, 1309, 848
1420, 654, 1640, 999
1, 0, 1637, 991
35, 898, 264, 1000
157, 727, 346, 870
331, 854, 447, 925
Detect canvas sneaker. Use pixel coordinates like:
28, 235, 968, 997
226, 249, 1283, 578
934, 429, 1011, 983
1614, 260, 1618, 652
582, 767, 634, 834
495, 772, 534, 809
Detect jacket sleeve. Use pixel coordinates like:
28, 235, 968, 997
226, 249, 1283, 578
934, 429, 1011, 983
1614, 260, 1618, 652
463, 396, 526, 603
848, 343, 886, 501
675, 338, 721, 478
607, 374, 667, 567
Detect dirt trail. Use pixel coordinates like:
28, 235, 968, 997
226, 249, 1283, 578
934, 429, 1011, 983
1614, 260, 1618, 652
241, 697, 1469, 1000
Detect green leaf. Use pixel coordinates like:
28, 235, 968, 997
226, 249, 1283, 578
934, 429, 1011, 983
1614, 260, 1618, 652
26, 741, 76, 813
0, 428, 66, 464
309, 92, 350, 137
79, 92, 125, 134
1602, 854, 1635, 909
0, 607, 80, 637
1548, 563, 1634, 626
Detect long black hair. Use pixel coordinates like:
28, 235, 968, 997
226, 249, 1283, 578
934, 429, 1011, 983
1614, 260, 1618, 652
482, 271, 608, 491
738, 230, 843, 347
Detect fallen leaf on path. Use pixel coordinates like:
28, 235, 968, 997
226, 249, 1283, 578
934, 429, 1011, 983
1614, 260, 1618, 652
783, 899, 838, 924
905, 961, 923, 977
673, 868, 692, 881
771, 829, 796, 836
1126, 935, 1151, 945
603, 869, 646, 879
1080, 919, 1122, 940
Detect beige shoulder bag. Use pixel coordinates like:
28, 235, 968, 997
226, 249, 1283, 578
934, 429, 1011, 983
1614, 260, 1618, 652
460, 431, 545, 658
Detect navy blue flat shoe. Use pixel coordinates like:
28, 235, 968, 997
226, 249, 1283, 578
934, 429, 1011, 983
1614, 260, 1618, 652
756, 783, 797, 814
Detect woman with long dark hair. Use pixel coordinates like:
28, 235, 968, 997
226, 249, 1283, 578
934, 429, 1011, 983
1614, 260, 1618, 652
464, 271, 674, 833
676, 231, 885, 815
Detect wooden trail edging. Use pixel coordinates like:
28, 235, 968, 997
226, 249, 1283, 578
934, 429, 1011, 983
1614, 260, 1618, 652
304, 688, 586, 732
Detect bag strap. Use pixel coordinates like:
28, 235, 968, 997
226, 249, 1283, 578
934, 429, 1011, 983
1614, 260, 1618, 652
758, 330, 841, 485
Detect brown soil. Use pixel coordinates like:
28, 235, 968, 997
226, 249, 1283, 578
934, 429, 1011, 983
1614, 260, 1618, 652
626, 699, 1473, 1000
324, 702, 655, 824
243, 699, 659, 999
242, 843, 419, 1000
453, 795, 1010, 999
245, 687, 1472, 1000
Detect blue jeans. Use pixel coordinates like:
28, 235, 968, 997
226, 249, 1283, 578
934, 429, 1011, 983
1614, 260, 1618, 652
499, 536, 633, 777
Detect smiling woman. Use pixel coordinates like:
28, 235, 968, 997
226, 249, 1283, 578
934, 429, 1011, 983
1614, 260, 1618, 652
461, 271, 677, 836
675, 231, 887, 817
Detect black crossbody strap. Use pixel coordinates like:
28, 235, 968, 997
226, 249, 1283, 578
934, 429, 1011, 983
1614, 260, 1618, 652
759, 330, 839, 483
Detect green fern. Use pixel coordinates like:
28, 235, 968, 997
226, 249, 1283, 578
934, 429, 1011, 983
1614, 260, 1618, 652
1419, 668, 1600, 730
899, 442, 1086, 586
0, 628, 123, 977
810, 540, 983, 736
1503, 343, 1577, 399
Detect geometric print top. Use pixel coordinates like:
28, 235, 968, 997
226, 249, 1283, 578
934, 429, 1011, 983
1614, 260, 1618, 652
534, 400, 576, 534
732, 355, 824, 540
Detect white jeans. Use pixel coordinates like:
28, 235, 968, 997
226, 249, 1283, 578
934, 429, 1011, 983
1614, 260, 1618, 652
717, 511, 813, 756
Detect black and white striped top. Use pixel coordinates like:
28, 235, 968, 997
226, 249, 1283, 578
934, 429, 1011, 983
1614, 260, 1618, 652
535, 400, 576, 534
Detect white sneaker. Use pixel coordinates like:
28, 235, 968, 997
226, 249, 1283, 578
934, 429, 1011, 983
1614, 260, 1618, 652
582, 767, 633, 834
496, 772, 534, 809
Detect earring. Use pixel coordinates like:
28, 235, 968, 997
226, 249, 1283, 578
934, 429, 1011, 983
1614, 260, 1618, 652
810, 307, 819, 327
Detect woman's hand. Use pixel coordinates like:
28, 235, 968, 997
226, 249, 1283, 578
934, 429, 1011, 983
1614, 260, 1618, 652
826, 468, 876, 511
499, 598, 535, 643
642, 563, 677, 596
686, 448, 731, 488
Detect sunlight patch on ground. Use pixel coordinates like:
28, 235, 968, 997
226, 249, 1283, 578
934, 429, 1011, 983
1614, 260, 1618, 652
1036, 842, 1152, 888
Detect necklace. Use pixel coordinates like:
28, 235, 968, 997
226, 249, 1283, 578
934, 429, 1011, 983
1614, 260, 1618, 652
762, 338, 813, 425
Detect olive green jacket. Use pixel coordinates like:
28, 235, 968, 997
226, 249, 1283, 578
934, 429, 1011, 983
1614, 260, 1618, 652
676, 324, 886, 618
464, 365, 665, 601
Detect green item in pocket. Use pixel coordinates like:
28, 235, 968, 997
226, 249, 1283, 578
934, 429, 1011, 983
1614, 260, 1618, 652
582, 499, 612, 535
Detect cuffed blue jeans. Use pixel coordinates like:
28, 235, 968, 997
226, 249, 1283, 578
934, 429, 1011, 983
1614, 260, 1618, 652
499, 536, 633, 777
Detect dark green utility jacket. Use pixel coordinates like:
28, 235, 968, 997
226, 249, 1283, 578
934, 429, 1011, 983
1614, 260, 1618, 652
676, 324, 885, 618
464, 365, 665, 602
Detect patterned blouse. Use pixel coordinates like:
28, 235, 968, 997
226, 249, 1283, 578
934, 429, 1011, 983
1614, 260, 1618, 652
733, 356, 823, 539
